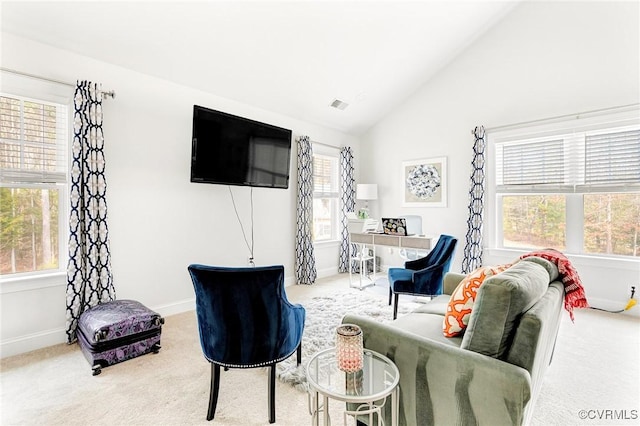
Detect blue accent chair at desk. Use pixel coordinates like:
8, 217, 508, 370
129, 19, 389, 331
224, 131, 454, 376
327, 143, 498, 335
388, 234, 458, 319
188, 264, 305, 423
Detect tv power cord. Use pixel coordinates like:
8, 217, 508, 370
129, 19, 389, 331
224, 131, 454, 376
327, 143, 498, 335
229, 186, 255, 266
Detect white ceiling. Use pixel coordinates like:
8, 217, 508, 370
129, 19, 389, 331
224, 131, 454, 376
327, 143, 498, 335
1, 1, 518, 135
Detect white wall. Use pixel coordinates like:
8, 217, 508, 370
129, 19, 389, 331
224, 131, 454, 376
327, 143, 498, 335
360, 2, 639, 313
0, 33, 360, 357
2, 1, 639, 357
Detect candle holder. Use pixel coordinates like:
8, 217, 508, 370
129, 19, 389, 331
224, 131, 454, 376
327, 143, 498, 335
345, 369, 364, 395
336, 324, 363, 373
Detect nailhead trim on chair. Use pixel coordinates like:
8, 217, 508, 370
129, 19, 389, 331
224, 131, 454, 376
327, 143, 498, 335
204, 349, 298, 369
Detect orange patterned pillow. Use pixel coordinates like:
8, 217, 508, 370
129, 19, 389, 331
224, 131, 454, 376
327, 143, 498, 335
443, 264, 512, 337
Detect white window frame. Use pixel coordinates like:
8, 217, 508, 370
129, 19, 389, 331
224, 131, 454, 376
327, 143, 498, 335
312, 145, 340, 243
486, 107, 640, 260
0, 74, 72, 284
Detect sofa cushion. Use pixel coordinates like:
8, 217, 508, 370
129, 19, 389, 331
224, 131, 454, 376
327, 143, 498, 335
520, 256, 560, 282
506, 281, 564, 374
412, 294, 451, 315
442, 264, 512, 337
392, 311, 464, 348
460, 260, 551, 359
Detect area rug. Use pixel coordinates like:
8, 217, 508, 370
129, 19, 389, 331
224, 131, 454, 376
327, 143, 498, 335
276, 289, 416, 392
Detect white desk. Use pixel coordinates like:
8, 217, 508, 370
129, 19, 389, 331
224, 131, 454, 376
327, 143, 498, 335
348, 232, 433, 289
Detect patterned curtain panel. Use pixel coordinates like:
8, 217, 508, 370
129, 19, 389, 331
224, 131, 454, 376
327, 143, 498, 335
295, 136, 317, 284
66, 81, 116, 343
338, 147, 355, 272
461, 126, 486, 274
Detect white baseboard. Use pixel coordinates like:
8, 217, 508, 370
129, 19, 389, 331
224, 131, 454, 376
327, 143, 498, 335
3, 290, 634, 360
316, 266, 339, 279
1, 327, 67, 359
283, 268, 338, 286
150, 297, 195, 318
0, 298, 198, 359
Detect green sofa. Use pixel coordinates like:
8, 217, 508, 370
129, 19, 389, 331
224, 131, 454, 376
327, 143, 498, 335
343, 256, 564, 426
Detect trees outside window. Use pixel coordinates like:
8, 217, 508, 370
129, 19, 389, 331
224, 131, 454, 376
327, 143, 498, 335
501, 195, 566, 251
312, 153, 339, 242
492, 116, 639, 259
584, 193, 640, 256
0, 95, 68, 275
1, 187, 60, 274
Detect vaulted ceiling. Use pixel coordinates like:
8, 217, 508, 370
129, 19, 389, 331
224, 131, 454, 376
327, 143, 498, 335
1, 1, 518, 135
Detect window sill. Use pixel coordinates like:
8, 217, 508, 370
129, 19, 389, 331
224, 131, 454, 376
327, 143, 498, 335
0, 271, 66, 294
485, 248, 640, 270
314, 239, 341, 248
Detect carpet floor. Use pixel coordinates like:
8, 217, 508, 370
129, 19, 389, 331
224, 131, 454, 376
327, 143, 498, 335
276, 288, 416, 391
1, 274, 639, 425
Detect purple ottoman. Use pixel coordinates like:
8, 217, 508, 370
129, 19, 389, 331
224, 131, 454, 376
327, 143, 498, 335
77, 299, 164, 375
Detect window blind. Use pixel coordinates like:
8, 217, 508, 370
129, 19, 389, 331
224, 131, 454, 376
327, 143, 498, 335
499, 139, 564, 186
313, 155, 338, 197
495, 124, 640, 194
0, 95, 68, 184
585, 129, 640, 184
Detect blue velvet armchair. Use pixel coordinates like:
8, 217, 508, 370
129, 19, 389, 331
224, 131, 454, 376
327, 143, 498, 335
187, 264, 305, 423
388, 234, 458, 319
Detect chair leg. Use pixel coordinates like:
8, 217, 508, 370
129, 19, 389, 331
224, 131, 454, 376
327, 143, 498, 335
207, 363, 221, 421
388, 286, 392, 306
393, 293, 399, 320
296, 342, 302, 366
268, 364, 276, 423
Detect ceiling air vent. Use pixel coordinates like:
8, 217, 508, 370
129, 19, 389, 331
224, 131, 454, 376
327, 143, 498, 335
330, 99, 349, 110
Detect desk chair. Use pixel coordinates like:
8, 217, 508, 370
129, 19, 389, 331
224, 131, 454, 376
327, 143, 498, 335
188, 264, 305, 423
388, 234, 458, 319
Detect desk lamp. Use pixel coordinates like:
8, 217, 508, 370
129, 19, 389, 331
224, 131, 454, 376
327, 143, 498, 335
356, 184, 378, 219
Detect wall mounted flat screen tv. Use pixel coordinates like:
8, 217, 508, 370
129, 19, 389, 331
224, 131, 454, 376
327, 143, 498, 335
191, 105, 292, 189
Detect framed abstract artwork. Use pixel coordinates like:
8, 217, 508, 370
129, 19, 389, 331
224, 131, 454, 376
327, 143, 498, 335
402, 157, 447, 207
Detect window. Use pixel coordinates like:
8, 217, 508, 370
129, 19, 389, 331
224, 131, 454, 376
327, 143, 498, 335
0, 94, 69, 275
491, 111, 640, 258
312, 152, 340, 242
501, 194, 566, 250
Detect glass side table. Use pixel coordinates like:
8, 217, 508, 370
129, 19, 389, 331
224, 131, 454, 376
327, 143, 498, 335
306, 347, 399, 426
